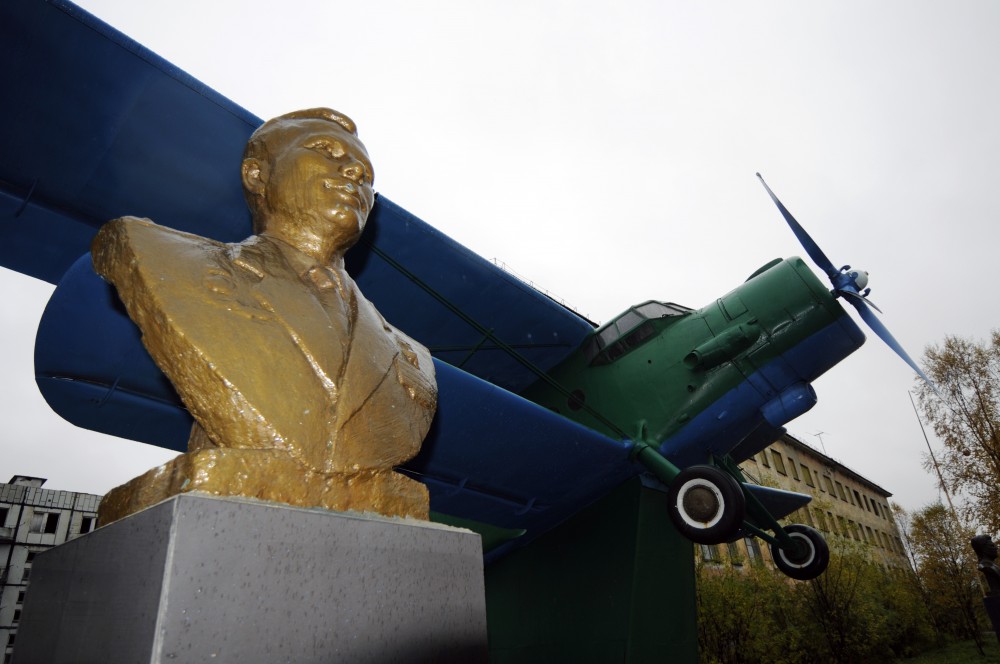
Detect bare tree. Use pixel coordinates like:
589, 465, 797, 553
917, 332, 1000, 532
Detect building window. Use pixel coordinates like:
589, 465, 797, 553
17, 590, 25, 603
727, 542, 743, 565
863, 495, 872, 512
848, 520, 859, 540
29, 512, 59, 534
744, 537, 762, 564
789, 460, 800, 481
824, 476, 836, 495
700, 544, 720, 562
835, 481, 848, 501
770, 450, 787, 475
12, 609, 20, 623
814, 509, 828, 531
81, 516, 96, 533
21, 567, 31, 582
838, 516, 848, 536
0, 506, 8, 526
866, 526, 876, 543
828, 511, 837, 535
801, 465, 815, 487
853, 489, 862, 507
760, 451, 770, 468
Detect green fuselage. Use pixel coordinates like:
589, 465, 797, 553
521, 257, 865, 463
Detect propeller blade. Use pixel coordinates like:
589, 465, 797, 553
839, 289, 883, 314
846, 296, 942, 397
756, 173, 838, 280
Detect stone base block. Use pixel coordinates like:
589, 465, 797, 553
15, 494, 487, 663
984, 595, 1000, 643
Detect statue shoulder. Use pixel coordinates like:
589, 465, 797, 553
93, 216, 225, 257
92, 217, 229, 284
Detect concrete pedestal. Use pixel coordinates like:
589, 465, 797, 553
984, 595, 1000, 644
15, 494, 487, 663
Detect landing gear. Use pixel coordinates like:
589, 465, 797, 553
770, 524, 829, 580
667, 465, 746, 544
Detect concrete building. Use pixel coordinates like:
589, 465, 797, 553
697, 433, 912, 571
1, 476, 101, 663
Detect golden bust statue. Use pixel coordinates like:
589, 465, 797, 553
94, 109, 437, 525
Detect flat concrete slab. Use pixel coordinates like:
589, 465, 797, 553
15, 494, 487, 663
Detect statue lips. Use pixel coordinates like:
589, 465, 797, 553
322, 178, 368, 215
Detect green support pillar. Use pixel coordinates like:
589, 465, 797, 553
485, 477, 698, 663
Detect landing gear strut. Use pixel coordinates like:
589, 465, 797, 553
632, 447, 830, 579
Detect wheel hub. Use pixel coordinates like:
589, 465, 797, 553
782, 537, 812, 564
682, 485, 720, 523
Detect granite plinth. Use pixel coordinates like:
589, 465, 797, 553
14, 493, 487, 663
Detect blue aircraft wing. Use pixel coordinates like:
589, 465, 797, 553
2, 0, 595, 397
0, 0, 258, 283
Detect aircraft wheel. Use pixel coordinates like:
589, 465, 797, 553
770, 524, 829, 580
667, 465, 746, 544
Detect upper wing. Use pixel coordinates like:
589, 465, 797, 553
4, 0, 594, 426
0, 0, 258, 283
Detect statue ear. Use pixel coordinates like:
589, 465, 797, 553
241, 158, 267, 197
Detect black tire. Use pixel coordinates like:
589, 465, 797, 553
770, 524, 830, 580
667, 465, 746, 544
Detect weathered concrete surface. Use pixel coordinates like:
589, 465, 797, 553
15, 494, 487, 663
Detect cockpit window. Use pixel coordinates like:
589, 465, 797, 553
635, 301, 688, 319
586, 301, 689, 364
614, 310, 644, 337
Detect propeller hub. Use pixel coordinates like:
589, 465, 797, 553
832, 267, 868, 294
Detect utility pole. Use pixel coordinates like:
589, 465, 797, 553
909, 390, 962, 527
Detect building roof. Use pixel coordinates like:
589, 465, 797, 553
8, 476, 47, 487
780, 433, 893, 499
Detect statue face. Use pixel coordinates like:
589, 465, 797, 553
259, 119, 375, 252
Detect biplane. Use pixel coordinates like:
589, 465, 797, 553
0, 0, 933, 581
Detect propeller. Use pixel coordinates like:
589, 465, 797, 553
755, 173, 940, 394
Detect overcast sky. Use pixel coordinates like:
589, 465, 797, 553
2, 0, 998, 520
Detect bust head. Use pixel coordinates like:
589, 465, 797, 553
241, 108, 375, 263
972, 534, 998, 560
